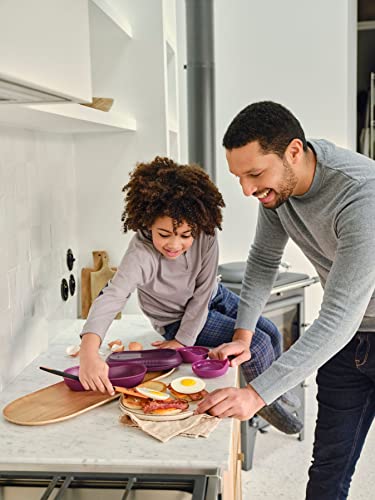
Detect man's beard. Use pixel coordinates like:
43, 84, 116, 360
271, 159, 298, 209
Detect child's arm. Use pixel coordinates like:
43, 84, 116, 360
152, 338, 184, 349
79, 239, 155, 393
79, 333, 115, 394
174, 235, 219, 346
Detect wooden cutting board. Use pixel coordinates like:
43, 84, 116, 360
81, 250, 117, 319
90, 252, 121, 320
2, 370, 168, 426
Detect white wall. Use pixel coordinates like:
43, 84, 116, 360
210, 0, 357, 323
0, 127, 78, 390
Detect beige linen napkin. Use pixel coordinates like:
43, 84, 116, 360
119, 409, 221, 443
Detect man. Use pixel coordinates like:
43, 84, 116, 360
196, 101, 375, 499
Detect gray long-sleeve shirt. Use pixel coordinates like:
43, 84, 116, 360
81, 231, 219, 346
237, 139, 375, 404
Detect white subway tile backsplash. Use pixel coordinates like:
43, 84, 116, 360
6, 317, 48, 384
16, 228, 31, 264
30, 223, 52, 259
32, 290, 48, 318
0, 126, 78, 389
30, 225, 42, 258
0, 308, 11, 389
3, 194, 16, 234
0, 272, 9, 312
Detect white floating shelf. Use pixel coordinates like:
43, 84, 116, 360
0, 103, 136, 134
91, 0, 133, 38
358, 21, 375, 31
168, 120, 178, 134
165, 36, 176, 60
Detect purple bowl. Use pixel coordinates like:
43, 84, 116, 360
192, 358, 229, 378
63, 363, 147, 391
177, 346, 209, 363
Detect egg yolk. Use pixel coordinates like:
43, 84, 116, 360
148, 390, 165, 397
181, 379, 196, 387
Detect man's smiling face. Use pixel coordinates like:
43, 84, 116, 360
226, 140, 298, 209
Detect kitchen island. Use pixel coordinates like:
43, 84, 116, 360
0, 316, 242, 500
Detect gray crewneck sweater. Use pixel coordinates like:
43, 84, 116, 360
236, 139, 375, 404
81, 231, 219, 346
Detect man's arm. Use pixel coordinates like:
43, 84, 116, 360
198, 185, 375, 418
196, 207, 288, 419
209, 206, 288, 367
251, 187, 375, 404
236, 205, 289, 331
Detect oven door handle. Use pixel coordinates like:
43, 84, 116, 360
264, 295, 303, 313
270, 276, 319, 295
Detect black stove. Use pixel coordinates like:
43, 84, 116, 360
218, 261, 318, 295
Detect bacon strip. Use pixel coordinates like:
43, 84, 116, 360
143, 399, 189, 414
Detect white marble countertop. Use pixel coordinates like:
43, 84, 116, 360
0, 316, 238, 478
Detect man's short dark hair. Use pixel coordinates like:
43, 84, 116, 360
222, 101, 308, 158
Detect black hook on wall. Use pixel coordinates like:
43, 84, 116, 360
61, 278, 69, 301
67, 249, 76, 271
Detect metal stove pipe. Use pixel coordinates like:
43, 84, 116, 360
185, 0, 216, 182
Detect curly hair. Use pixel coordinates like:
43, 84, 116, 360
121, 157, 225, 237
223, 101, 307, 158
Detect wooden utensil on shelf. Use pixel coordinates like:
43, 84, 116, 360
90, 252, 121, 319
81, 97, 114, 112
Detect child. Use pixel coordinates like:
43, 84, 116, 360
79, 156, 302, 433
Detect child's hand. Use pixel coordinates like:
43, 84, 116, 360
79, 352, 115, 395
152, 339, 184, 349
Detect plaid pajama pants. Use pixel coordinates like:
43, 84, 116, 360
163, 283, 282, 383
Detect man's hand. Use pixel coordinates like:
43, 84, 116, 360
195, 385, 266, 421
209, 339, 251, 367
208, 328, 253, 367
151, 339, 184, 349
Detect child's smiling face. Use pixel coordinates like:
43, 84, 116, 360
150, 216, 194, 259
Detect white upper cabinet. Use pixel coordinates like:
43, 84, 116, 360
0, 0, 92, 103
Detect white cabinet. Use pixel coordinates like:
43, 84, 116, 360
0, 1, 180, 140
0, 0, 92, 103
0, 0, 139, 133
163, 0, 180, 160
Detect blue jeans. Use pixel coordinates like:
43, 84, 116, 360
306, 332, 375, 499
163, 283, 282, 383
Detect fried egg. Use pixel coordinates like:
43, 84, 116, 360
136, 387, 170, 400
171, 376, 206, 394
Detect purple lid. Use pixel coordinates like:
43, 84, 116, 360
192, 358, 229, 378
106, 348, 182, 371
177, 346, 209, 363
